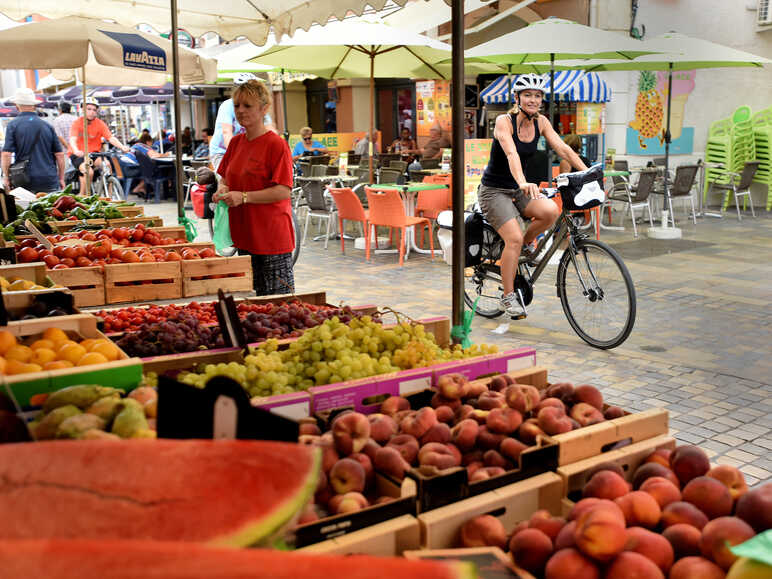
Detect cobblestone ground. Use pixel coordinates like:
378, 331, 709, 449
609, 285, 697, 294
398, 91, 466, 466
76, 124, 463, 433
147, 199, 772, 486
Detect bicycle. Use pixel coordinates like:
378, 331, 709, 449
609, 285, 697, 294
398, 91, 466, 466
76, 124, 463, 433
88, 152, 124, 202
451, 165, 636, 350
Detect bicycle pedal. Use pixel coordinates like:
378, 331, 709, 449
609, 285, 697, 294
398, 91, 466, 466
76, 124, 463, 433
510, 312, 527, 321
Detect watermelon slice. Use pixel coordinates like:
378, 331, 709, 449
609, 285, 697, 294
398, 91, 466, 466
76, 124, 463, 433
0, 539, 477, 579
0, 440, 320, 547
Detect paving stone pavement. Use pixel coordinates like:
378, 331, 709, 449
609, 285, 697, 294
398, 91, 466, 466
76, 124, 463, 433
145, 199, 772, 486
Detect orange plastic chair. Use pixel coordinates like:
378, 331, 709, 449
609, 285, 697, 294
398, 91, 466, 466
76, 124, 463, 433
329, 187, 370, 256
416, 178, 450, 248
365, 187, 433, 266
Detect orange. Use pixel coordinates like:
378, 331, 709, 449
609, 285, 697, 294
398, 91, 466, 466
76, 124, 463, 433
58, 343, 87, 365
0, 357, 6, 375
88, 340, 120, 361
5, 359, 40, 375
76, 352, 108, 366
0, 330, 17, 355
30, 339, 55, 351
55, 340, 78, 354
43, 360, 75, 370
79, 338, 99, 351
30, 348, 57, 366
4, 344, 32, 363
42, 327, 68, 343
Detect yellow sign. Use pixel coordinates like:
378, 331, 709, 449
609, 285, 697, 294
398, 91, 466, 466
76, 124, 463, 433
576, 102, 604, 135
288, 131, 382, 154
416, 80, 435, 137
464, 139, 492, 205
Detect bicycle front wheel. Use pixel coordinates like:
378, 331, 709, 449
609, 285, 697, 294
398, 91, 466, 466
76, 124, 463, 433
464, 266, 504, 318
105, 176, 124, 202
557, 239, 636, 349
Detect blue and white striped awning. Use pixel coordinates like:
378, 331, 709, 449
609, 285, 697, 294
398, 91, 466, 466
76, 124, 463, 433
480, 71, 611, 104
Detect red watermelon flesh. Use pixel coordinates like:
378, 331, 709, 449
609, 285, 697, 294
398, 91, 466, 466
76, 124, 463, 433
0, 439, 320, 547
0, 539, 477, 579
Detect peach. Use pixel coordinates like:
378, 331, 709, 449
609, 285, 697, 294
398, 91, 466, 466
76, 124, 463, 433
538, 406, 573, 435
529, 510, 567, 542
505, 384, 541, 414
418, 442, 461, 470
469, 466, 506, 481
299, 422, 321, 436
615, 491, 662, 528
670, 445, 710, 486
465, 381, 489, 398
486, 407, 523, 434
585, 461, 626, 481
482, 449, 508, 469
545, 382, 575, 403
367, 413, 397, 444
450, 419, 479, 451
734, 482, 772, 533
436, 373, 469, 400
373, 446, 411, 480
458, 514, 507, 549
510, 528, 554, 574
431, 392, 461, 411
380, 395, 409, 416
661, 501, 709, 530
465, 461, 484, 478
639, 476, 682, 508
567, 498, 606, 521
487, 375, 508, 392
669, 557, 726, 579
331, 412, 371, 455
555, 520, 577, 549
570, 402, 605, 427
583, 470, 630, 501
329, 458, 366, 494
500, 437, 528, 463
604, 551, 664, 579
682, 476, 733, 520
469, 409, 490, 425
298, 434, 321, 445
393, 409, 413, 426
454, 404, 475, 422
420, 422, 451, 445
544, 547, 600, 579
313, 439, 339, 474
517, 418, 545, 445
461, 449, 484, 466
604, 405, 626, 419
435, 405, 455, 424
573, 502, 627, 561
334, 491, 369, 514
706, 465, 748, 502
662, 523, 702, 559
373, 496, 395, 505
400, 407, 437, 439
700, 516, 756, 570
477, 426, 506, 450
386, 434, 419, 464
632, 462, 680, 490
509, 520, 530, 538
348, 452, 374, 487
536, 397, 566, 413
296, 503, 319, 525
624, 526, 674, 573
644, 448, 672, 468
361, 438, 381, 464
477, 390, 506, 410
573, 384, 604, 410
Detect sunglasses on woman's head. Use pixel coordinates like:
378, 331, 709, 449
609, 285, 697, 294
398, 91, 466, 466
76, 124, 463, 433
303, 137, 312, 141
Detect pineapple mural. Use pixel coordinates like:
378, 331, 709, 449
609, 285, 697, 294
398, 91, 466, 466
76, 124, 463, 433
629, 71, 664, 148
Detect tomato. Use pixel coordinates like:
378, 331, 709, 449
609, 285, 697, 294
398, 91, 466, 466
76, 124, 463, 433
19, 239, 37, 249
53, 246, 67, 258
75, 256, 93, 267
199, 248, 216, 258
52, 263, 70, 269
73, 245, 87, 259
89, 242, 109, 260
120, 250, 140, 263
37, 249, 52, 260
161, 237, 175, 245
113, 227, 129, 240
140, 253, 156, 263
174, 238, 185, 244
17, 247, 39, 263
135, 223, 145, 230
93, 259, 107, 267
164, 251, 182, 262
81, 232, 97, 242
42, 254, 60, 268
60, 257, 75, 267
63, 246, 79, 260
131, 229, 145, 241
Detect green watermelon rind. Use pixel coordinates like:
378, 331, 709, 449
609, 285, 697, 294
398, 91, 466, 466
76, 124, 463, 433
210, 445, 322, 547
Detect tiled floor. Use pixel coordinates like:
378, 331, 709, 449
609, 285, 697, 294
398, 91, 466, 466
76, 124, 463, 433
139, 198, 772, 486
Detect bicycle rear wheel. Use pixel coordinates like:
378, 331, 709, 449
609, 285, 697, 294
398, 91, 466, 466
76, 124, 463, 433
557, 239, 636, 349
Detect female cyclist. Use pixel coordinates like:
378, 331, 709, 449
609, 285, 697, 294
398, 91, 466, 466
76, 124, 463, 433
477, 73, 588, 316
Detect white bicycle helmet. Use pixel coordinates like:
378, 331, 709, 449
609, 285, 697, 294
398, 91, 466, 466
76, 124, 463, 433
234, 72, 258, 85
512, 73, 548, 94
84, 97, 100, 107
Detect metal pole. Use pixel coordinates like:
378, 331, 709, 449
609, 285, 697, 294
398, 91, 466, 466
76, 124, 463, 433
188, 88, 195, 139
663, 63, 675, 226
170, 0, 185, 221
451, 0, 465, 343
82, 67, 90, 194
368, 53, 375, 183
281, 68, 290, 141
507, 64, 512, 107
547, 53, 555, 182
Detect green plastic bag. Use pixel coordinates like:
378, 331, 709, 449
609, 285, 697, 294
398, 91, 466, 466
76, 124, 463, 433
212, 200, 233, 254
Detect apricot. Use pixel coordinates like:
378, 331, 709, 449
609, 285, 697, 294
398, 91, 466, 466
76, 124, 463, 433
573, 384, 604, 410
554, 520, 577, 549
583, 470, 630, 501
458, 514, 507, 549
639, 476, 682, 508
544, 547, 600, 579
615, 491, 662, 528
605, 551, 664, 579
624, 526, 674, 574
662, 523, 702, 559
682, 476, 733, 520
509, 528, 553, 575
529, 510, 566, 542
661, 501, 709, 530
567, 497, 606, 521
706, 465, 748, 502
669, 556, 726, 579
573, 502, 627, 561
644, 448, 672, 468
700, 516, 756, 570
670, 445, 710, 486
632, 462, 681, 490
734, 482, 772, 533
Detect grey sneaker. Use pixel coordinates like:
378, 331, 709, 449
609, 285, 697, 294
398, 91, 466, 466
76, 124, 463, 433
500, 291, 524, 317
519, 244, 538, 265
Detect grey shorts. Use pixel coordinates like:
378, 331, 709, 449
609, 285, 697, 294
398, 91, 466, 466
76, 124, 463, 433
477, 183, 531, 232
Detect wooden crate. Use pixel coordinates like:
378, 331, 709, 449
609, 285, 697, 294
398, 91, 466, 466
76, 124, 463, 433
104, 261, 181, 304
557, 435, 676, 516
0, 262, 48, 285
114, 206, 144, 217
47, 266, 105, 307
417, 472, 563, 549
180, 255, 252, 297
106, 216, 163, 228
298, 515, 420, 556
147, 226, 186, 239
50, 219, 106, 232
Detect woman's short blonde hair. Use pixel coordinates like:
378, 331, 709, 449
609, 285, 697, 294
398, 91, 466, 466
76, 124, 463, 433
232, 79, 271, 109
299, 126, 313, 137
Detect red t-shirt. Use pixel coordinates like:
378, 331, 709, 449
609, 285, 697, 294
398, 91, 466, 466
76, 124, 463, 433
217, 131, 294, 255
69, 118, 112, 154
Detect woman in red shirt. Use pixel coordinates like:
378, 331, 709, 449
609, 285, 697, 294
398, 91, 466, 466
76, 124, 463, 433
214, 80, 295, 295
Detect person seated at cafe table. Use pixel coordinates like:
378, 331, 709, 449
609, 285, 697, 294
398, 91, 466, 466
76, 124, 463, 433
193, 127, 212, 159
388, 127, 418, 157
420, 125, 451, 161
354, 131, 379, 157
130, 133, 171, 196
292, 126, 328, 162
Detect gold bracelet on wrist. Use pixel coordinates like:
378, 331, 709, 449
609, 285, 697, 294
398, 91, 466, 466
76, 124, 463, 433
242, 191, 248, 205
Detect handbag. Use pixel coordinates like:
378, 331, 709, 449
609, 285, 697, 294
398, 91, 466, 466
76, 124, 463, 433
8, 159, 31, 189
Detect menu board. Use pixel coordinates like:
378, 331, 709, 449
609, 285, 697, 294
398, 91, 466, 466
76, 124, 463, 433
416, 80, 435, 136
434, 80, 452, 133
576, 102, 605, 135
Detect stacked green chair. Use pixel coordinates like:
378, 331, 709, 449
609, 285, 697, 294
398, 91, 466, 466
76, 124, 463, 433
704, 117, 733, 205
722, 106, 756, 210
751, 107, 772, 210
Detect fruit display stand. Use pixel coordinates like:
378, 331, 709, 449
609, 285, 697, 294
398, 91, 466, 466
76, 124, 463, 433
1, 314, 142, 409
181, 255, 253, 297
103, 261, 182, 304
47, 265, 105, 307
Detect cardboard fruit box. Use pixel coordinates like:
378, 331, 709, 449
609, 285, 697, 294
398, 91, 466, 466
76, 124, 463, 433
299, 514, 420, 556
1, 314, 142, 410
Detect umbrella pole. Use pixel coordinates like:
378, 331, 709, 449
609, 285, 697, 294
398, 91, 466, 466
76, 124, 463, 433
547, 53, 555, 182
507, 64, 512, 107
188, 89, 195, 140
281, 68, 290, 141
368, 53, 374, 184
171, 0, 186, 221
663, 63, 675, 227
82, 67, 90, 195
451, 0, 465, 344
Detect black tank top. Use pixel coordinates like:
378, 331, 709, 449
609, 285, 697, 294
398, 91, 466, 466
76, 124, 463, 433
481, 113, 540, 189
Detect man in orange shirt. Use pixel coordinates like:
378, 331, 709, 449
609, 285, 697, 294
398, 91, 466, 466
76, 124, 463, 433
69, 98, 130, 194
